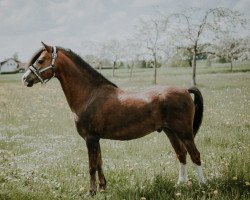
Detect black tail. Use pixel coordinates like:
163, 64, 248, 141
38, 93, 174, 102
188, 87, 203, 136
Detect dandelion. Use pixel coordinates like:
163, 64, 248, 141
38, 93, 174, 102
213, 190, 218, 195
187, 181, 192, 186
79, 185, 85, 192
175, 192, 181, 197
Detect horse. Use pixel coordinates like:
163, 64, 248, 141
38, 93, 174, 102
22, 42, 205, 195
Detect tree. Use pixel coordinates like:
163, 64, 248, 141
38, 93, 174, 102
105, 39, 124, 77
82, 41, 108, 73
123, 38, 143, 79
212, 36, 250, 71
135, 18, 167, 84
13, 52, 19, 61
82, 40, 125, 76
95, 43, 109, 73
161, 7, 246, 85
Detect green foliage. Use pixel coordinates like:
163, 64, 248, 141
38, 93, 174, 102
141, 60, 147, 68
145, 60, 162, 68
205, 58, 212, 67
196, 53, 207, 60
218, 57, 227, 63
169, 59, 191, 67
12, 52, 19, 61
0, 63, 249, 199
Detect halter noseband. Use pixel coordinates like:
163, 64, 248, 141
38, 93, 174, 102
29, 46, 57, 84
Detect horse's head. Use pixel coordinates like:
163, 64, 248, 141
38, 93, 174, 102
22, 42, 57, 87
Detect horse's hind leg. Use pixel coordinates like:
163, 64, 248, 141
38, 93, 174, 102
164, 129, 188, 184
182, 136, 205, 184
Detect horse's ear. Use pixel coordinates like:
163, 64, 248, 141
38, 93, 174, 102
41, 41, 52, 53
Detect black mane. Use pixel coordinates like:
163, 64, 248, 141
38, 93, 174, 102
60, 47, 118, 88
29, 47, 117, 88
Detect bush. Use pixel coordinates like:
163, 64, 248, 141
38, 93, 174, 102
205, 58, 212, 67
218, 57, 227, 63
146, 61, 161, 68
168, 59, 191, 67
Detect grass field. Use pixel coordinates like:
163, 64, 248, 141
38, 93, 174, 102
0, 62, 250, 200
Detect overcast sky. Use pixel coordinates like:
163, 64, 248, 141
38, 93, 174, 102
0, 0, 249, 62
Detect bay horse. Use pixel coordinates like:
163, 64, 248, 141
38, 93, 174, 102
22, 42, 205, 195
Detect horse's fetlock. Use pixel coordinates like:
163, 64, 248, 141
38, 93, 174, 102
99, 178, 107, 190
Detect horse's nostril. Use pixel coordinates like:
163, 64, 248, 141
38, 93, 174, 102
27, 80, 34, 87
22, 74, 29, 86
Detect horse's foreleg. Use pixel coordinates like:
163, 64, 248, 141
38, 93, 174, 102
164, 129, 188, 184
86, 135, 99, 195
97, 143, 106, 191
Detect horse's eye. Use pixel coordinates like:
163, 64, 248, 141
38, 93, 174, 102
38, 60, 44, 64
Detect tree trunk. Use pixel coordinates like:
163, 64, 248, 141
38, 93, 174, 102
112, 61, 116, 77
230, 59, 233, 72
192, 50, 197, 86
153, 52, 157, 84
130, 61, 134, 79
99, 62, 102, 73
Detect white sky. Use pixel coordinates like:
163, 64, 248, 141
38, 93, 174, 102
0, 0, 249, 62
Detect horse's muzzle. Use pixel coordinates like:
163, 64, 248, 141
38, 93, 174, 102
22, 78, 34, 87
22, 70, 34, 87
26, 81, 34, 87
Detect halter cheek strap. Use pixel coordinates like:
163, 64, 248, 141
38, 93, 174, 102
28, 46, 57, 84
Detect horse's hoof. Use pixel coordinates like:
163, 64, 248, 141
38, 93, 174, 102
99, 179, 106, 192
99, 185, 106, 193
100, 188, 105, 193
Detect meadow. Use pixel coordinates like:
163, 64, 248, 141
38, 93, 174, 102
0, 62, 249, 200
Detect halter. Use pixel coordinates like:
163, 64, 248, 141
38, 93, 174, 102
28, 46, 57, 84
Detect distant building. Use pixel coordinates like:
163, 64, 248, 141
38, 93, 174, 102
17, 62, 28, 73
0, 58, 27, 74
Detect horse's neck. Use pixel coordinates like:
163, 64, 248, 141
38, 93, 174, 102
57, 60, 96, 114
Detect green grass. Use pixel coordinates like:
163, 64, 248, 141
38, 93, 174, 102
0, 62, 250, 199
